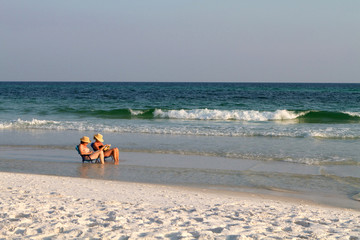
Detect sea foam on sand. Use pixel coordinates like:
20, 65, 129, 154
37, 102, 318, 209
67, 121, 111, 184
0, 172, 359, 239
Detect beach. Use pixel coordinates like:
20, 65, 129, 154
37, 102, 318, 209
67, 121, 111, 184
1, 172, 359, 239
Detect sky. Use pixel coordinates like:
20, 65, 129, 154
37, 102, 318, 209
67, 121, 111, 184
1, 1, 359, 83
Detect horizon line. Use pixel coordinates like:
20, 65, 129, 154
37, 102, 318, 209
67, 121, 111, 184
0, 80, 359, 84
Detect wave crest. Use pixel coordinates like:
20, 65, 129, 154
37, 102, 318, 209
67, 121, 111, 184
0, 119, 61, 129
153, 109, 360, 123
154, 109, 301, 121
44, 106, 360, 123
298, 111, 360, 123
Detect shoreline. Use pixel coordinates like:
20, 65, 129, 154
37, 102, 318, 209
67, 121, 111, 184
1, 145, 360, 212
1, 146, 360, 211
1, 143, 360, 211
1, 172, 360, 239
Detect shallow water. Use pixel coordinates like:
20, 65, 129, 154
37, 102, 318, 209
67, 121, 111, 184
1, 130, 359, 210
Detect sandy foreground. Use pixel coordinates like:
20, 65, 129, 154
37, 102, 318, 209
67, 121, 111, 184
0, 172, 359, 239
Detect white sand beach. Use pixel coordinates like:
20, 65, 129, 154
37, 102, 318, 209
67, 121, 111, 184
0, 172, 359, 239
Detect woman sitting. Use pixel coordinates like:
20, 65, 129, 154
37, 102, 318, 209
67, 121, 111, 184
78, 136, 105, 164
93, 133, 119, 164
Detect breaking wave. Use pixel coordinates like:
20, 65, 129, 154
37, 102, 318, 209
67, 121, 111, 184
1, 118, 360, 139
153, 109, 302, 121
51, 107, 360, 123
153, 109, 360, 123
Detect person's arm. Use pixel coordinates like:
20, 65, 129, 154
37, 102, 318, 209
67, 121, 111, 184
93, 143, 104, 151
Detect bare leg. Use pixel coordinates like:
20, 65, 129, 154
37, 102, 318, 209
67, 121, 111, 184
113, 148, 119, 164
104, 149, 113, 158
90, 150, 105, 164
110, 148, 119, 164
105, 148, 119, 164
99, 151, 104, 164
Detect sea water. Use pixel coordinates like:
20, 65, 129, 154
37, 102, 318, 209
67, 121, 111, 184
0, 82, 360, 208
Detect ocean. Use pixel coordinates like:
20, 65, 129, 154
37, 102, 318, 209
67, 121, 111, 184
1, 82, 360, 209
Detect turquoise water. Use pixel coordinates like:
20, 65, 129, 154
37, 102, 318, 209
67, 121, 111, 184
0, 82, 360, 208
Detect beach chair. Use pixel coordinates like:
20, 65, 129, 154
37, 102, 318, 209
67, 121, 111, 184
91, 143, 113, 162
75, 145, 100, 163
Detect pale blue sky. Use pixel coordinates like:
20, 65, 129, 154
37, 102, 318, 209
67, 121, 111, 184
1, 1, 359, 82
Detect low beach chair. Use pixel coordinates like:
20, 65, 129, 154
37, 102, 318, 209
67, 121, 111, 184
75, 145, 100, 163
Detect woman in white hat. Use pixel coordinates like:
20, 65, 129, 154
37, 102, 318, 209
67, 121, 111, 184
93, 133, 119, 164
78, 136, 105, 164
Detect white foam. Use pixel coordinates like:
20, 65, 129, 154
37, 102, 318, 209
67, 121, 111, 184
345, 111, 360, 117
0, 119, 61, 129
18, 118, 60, 125
154, 109, 301, 121
129, 109, 144, 116
1, 118, 359, 139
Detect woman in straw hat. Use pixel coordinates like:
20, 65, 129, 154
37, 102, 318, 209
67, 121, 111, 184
93, 133, 119, 164
78, 136, 105, 164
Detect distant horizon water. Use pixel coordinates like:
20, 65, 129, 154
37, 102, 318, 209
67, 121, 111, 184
6, 80, 360, 84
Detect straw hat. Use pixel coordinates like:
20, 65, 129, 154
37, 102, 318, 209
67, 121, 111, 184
80, 136, 91, 143
93, 133, 104, 142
